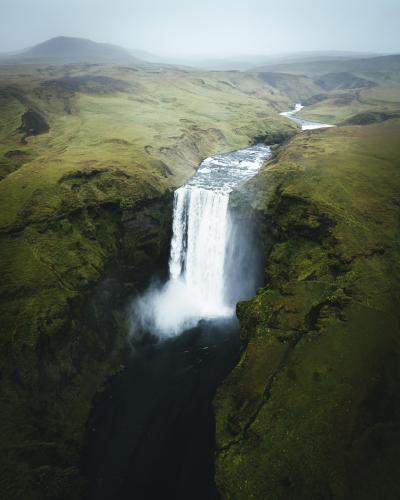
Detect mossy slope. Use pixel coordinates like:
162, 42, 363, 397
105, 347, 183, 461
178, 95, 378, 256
215, 120, 400, 499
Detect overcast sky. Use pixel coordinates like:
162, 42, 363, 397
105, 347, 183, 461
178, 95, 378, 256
1, 0, 399, 56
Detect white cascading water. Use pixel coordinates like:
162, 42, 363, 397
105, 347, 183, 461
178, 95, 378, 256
280, 103, 335, 130
170, 187, 230, 315
131, 144, 271, 338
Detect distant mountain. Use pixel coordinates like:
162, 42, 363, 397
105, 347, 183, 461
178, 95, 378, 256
151, 51, 381, 71
1, 36, 143, 64
128, 48, 163, 63
252, 54, 400, 81
249, 50, 380, 65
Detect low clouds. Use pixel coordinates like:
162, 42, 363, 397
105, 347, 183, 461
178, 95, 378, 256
1, 0, 399, 56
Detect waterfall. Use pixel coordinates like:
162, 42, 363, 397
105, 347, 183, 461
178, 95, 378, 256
169, 186, 231, 316
131, 144, 271, 338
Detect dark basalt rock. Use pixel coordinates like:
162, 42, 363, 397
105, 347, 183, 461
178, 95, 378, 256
251, 129, 297, 145
18, 108, 49, 137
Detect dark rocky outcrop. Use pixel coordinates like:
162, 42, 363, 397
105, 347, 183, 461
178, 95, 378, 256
18, 108, 49, 137
251, 129, 297, 145
341, 111, 400, 125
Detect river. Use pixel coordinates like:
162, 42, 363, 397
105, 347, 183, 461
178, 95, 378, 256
280, 102, 335, 130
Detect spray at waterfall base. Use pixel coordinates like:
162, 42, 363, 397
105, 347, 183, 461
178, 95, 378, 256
131, 144, 271, 339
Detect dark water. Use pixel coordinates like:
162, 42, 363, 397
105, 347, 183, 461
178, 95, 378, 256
82, 318, 240, 500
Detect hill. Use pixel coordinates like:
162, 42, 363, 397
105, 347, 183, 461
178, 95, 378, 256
1, 36, 142, 64
215, 118, 400, 500
252, 54, 400, 84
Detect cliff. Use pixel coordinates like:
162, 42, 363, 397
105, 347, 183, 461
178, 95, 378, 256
215, 119, 400, 499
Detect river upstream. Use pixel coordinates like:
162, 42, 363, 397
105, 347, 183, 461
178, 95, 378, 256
83, 106, 332, 500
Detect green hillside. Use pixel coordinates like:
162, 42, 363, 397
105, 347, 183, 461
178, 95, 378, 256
0, 54, 399, 499
296, 85, 400, 124
215, 118, 400, 500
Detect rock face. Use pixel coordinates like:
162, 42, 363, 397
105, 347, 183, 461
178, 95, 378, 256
214, 120, 400, 499
18, 109, 49, 138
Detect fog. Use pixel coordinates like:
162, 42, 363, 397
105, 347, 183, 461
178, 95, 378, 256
1, 0, 399, 57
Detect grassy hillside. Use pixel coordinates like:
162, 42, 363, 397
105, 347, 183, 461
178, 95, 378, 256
0, 63, 297, 185
257, 72, 322, 101
214, 119, 400, 499
296, 85, 400, 124
0, 62, 297, 498
1, 55, 399, 499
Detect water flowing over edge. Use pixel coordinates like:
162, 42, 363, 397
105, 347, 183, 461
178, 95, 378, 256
131, 144, 271, 339
130, 104, 331, 339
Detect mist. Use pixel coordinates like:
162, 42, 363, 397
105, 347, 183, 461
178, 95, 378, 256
129, 145, 271, 340
1, 0, 399, 57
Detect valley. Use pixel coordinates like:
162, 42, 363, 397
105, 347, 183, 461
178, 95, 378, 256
0, 38, 400, 499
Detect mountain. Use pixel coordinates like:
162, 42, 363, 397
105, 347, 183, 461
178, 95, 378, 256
1, 36, 143, 64
252, 53, 400, 81
147, 51, 380, 71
